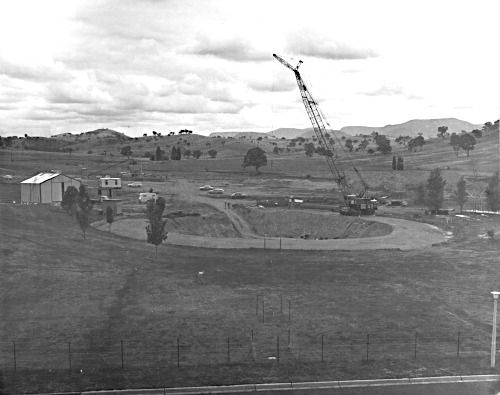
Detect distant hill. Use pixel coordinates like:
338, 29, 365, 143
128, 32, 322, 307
340, 118, 483, 138
268, 128, 306, 139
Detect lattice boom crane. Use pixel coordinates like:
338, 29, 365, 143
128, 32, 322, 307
273, 54, 376, 215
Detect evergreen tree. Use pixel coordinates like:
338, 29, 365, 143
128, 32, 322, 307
155, 145, 162, 161
486, 171, 500, 212
106, 206, 114, 232
61, 186, 79, 219
452, 176, 468, 213
392, 156, 397, 170
397, 157, 404, 170
426, 168, 446, 214
145, 197, 168, 259
75, 185, 94, 240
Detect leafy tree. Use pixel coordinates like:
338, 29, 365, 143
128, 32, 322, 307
375, 135, 391, 155
61, 186, 79, 219
426, 168, 446, 213
392, 156, 397, 170
183, 149, 192, 158
120, 146, 132, 158
192, 150, 202, 159
471, 129, 482, 138
273, 145, 279, 154
367, 148, 375, 154
257, 137, 263, 141
305, 143, 315, 157
344, 139, 354, 152
145, 197, 168, 259
459, 133, 476, 156
358, 139, 369, 151
452, 176, 467, 213
437, 126, 448, 138
208, 149, 218, 158
75, 185, 94, 240
485, 171, 500, 212
450, 133, 461, 156
105, 206, 114, 232
242, 147, 267, 172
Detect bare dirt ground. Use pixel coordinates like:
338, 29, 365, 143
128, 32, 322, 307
94, 179, 447, 250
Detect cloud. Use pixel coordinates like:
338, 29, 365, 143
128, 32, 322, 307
0, 57, 72, 82
361, 85, 405, 96
285, 30, 377, 60
185, 36, 269, 62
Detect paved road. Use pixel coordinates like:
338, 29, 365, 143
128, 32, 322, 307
247, 382, 500, 395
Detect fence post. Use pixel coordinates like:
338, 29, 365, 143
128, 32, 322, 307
366, 334, 370, 361
277, 336, 280, 365
13, 341, 16, 372
288, 300, 291, 322
177, 338, 180, 368
288, 329, 290, 345
321, 334, 324, 362
414, 333, 417, 360
68, 341, 72, 371
227, 337, 230, 362
281, 293, 283, 314
121, 340, 124, 369
256, 295, 258, 315
262, 300, 265, 323
457, 331, 461, 358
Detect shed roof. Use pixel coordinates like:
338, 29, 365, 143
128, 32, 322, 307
21, 172, 60, 184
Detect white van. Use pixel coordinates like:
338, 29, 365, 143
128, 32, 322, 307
138, 192, 158, 204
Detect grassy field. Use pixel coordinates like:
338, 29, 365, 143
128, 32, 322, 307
1, 193, 500, 392
0, 131, 499, 392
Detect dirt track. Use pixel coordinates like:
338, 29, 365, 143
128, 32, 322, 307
94, 196, 447, 251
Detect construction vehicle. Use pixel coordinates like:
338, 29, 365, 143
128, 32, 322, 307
273, 54, 376, 215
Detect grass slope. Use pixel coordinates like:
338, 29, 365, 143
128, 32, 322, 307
1, 198, 500, 392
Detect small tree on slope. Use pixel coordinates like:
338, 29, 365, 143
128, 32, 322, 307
453, 176, 468, 213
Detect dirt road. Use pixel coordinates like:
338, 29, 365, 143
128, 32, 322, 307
94, 179, 447, 250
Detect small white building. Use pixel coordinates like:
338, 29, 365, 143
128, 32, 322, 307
99, 177, 122, 189
20, 172, 81, 204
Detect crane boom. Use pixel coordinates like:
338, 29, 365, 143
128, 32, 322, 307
273, 54, 368, 197
273, 54, 376, 215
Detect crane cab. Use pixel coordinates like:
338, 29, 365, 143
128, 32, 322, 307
340, 195, 377, 216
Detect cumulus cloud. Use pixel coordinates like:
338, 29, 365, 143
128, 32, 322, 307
185, 36, 269, 62
285, 30, 377, 60
0, 57, 72, 82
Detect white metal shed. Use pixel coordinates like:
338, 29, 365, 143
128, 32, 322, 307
20, 172, 81, 204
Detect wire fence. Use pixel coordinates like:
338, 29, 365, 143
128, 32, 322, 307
1, 330, 492, 372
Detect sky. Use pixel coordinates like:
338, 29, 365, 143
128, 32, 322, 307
0, 0, 499, 137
